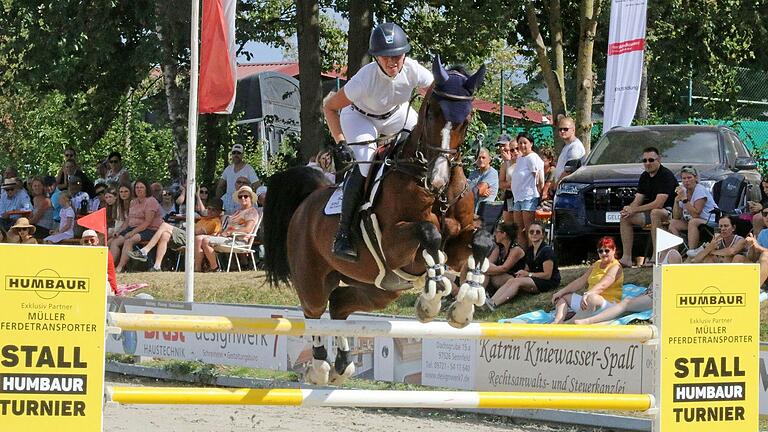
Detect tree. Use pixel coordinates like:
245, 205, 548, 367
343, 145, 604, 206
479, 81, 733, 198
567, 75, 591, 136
523, 0, 604, 152
345, 0, 373, 77
296, 0, 324, 162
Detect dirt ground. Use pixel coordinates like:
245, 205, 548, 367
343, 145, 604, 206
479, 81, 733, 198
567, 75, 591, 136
102, 381, 606, 432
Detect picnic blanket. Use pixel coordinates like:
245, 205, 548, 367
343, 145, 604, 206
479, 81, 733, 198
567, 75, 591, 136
498, 283, 651, 325
499, 284, 768, 325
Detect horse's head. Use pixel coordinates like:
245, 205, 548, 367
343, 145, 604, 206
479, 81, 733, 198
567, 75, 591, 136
421, 55, 486, 191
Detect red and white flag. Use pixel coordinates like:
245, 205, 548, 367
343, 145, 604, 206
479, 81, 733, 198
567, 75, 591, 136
199, 0, 237, 114
603, 0, 647, 132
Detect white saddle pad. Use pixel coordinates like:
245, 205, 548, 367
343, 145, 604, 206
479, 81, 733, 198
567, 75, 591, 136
324, 187, 343, 215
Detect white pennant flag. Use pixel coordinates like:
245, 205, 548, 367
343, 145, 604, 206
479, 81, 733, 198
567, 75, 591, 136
656, 228, 683, 257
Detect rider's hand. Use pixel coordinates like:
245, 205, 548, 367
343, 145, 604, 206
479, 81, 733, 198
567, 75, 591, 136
334, 140, 354, 165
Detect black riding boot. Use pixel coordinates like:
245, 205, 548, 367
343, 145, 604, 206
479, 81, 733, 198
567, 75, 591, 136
332, 166, 365, 262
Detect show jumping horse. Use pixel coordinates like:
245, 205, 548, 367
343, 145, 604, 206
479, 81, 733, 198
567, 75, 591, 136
263, 56, 493, 386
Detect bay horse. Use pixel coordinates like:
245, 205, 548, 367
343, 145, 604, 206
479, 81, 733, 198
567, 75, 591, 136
263, 56, 493, 386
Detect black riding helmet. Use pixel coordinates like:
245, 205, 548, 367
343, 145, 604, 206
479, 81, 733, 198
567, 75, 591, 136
368, 22, 411, 57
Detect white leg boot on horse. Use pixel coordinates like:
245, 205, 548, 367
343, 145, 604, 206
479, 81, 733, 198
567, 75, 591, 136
306, 336, 331, 386
328, 335, 355, 386
447, 254, 489, 328
414, 249, 451, 323
332, 165, 365, 262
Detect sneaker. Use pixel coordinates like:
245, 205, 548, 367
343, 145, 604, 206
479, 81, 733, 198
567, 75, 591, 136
128, 248, 148, 262
147, 267, 161, 272
686, 245, 705, 257
483, 297, 496, 312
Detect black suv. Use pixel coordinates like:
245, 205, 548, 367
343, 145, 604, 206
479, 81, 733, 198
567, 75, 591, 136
552, 125, 761, 264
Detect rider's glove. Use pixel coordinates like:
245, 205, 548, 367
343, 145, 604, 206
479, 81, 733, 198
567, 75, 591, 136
334, 140, 354, 165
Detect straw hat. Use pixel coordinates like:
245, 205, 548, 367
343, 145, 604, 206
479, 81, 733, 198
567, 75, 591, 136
10, 218, 35, 234
2, 178, 17, 190
232, 185, 257, 202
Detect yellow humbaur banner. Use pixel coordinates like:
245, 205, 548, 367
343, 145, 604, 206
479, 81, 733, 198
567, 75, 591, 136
660, 264, 759, 431
0, 244, 106, 431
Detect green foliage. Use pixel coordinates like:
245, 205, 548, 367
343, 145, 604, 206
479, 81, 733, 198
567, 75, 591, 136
161, 360, 219, 385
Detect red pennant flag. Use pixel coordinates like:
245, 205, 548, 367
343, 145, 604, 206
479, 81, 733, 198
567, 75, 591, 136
77, 208, 107, 235
199, 0, 237, 114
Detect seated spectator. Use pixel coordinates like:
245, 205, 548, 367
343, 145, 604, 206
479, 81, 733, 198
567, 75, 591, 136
68, 176, 90, 215
538, 148, 556, 212
195, 185, 260, 272
89, 183, 108, 213
224, 176, 253, 214
306, 150, 336, 184
5, 217, 38, 244
482, 222, 526, 296
158, 189, 177, 219
27, 176, 54, 239
574, 247, 682, 325
689, 215, 747, 263
485, 221, 560, 310
55, 149, 94, 195
551, 237, 624, 324
150, 182, 164, 204
105, 151, 131, 186
744, 234, 768, 289
44, 192, 75, 244
618, 147, 677, 267
667, 166, 717, 257
510, 132, 544, 247
256, 186, 267, 208
468, 147, 499, 213
113, 184, 132, 234
112, 180, 163, 272
128, 198, 224, 271
94, 159, 109, 186
0, 177, 32, 232
748, 179, 768, 235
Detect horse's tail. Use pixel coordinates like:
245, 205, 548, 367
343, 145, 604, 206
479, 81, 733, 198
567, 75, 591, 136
263, 166, 327, 287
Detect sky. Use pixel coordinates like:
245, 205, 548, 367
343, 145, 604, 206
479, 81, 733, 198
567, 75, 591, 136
240, 42, 285, 63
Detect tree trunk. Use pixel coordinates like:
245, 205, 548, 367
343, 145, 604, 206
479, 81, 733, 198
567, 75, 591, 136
525, 1, 567, 151
155, 2, 189, 178
636, 59, 649, 120
346, 0, 373, 78
296, 0, 323, 163
574, 0, 603, 153
200, 114, 222, 189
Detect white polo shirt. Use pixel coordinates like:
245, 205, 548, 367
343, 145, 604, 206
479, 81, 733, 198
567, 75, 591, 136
343, 58, 433, 115
554, 138, 586, 179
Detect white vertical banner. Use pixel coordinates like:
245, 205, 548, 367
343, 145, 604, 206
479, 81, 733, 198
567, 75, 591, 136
603, 0, 647, 133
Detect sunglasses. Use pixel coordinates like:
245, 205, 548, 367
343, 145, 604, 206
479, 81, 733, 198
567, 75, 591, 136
199, 190, 209, 194
558, 127, 571, 132
528, 229, 542, 235
597, 248, 612, 254
642, 158, 657, 163
96, 190, 106, 195
238, 195, 251, 200
109, 159, 119, 163
762, 211, 768, 217
64, 153, 75, 158
16, 227, 29, 231
231, 151, 243, 155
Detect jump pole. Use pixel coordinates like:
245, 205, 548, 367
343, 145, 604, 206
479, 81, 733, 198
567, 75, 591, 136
106, 387, 654, 411
107, 312, 656, 342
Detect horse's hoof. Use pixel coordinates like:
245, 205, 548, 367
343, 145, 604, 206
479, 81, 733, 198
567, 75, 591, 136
415, 294, 441, 323
305, 358, 331, 386
328, 361, 355, 386
446, 300, 474, 329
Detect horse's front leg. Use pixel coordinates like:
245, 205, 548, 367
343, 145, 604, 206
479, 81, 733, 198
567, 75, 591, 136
412, 221, 452, 323
306, 334, 332, 385
447, 229, 494, 328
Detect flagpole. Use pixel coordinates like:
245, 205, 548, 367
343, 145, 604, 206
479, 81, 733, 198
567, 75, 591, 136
184, 0, 201, 303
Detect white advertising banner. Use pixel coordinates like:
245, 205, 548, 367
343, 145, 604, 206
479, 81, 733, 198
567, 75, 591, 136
474, 338, 653, 394
761, 343, 768, 416
603, 0, 647, 132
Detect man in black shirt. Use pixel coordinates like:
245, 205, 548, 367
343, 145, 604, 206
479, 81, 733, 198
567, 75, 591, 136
619, 146, 678, 267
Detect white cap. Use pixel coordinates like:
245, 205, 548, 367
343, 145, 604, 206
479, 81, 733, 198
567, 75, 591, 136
231, 144, 244, 153
82, 229, 98, 238
256, 185, 267, 197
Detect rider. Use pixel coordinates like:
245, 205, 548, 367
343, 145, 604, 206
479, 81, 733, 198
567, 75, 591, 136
323, 22, 434, 262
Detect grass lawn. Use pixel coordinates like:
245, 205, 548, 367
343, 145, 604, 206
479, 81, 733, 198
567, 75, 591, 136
118, 266, 767, 338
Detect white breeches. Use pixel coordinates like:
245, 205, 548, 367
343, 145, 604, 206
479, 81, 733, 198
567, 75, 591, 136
340, 103, 418, 177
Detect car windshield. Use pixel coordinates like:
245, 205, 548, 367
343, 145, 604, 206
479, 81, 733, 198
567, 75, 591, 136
587, 129, 721, 165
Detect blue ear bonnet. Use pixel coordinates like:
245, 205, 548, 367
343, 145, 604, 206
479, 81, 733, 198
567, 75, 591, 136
431, 55, 487, 124
434, 73, 473, 124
